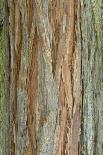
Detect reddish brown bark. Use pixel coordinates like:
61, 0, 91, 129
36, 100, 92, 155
5, 0, 81, 155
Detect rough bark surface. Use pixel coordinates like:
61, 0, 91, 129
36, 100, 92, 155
77, 0, 103, 155
4, 0, 10, 154
0, 0, 4, 23
6, 0, 81, 155
4, 0, 102, 155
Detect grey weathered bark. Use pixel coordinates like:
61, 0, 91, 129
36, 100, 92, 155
77, 0, 103, 155
4, 0, 102, 155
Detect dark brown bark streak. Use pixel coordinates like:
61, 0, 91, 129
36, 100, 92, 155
27, 27, 38, 155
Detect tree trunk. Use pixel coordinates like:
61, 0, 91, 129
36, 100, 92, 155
5, 0, 81, 154
4, 0, 102, 155
77, 0, 103, 155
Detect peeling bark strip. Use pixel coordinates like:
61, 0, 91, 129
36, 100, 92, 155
6, 0, 81, 155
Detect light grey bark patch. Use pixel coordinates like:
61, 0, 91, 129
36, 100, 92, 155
79, 0, 103, 155
63, 14, 66, 33
37, 51, 59, 155
43, 0, 52, 46
17, 88, 28, 155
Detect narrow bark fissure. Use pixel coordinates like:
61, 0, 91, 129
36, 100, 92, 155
79, 2, 84, 154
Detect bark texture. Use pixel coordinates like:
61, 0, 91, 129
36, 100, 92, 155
6, 0, 81, 155
77, 0, 103, 155
4, 0, 10, 153
0, 0, 4, 24
4, 0, 102, 155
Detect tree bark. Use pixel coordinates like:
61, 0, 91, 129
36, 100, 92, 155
4, 0, 102, 155
6, 0, 80, 154
77, 0, 103, 155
